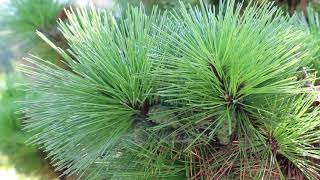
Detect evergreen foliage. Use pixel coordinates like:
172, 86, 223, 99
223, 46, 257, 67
295, 7, 320, 72
115, 0, 198, 11
0, 0, 69, 61
0, 74, 47, 177
20, 0, 320, 179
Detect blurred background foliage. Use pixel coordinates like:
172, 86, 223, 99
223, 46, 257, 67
0, 0, 69, 73
0, 0, 320, 179
114, 0, 320, 13
0, 0, 72, 179
0, 73, 58, 179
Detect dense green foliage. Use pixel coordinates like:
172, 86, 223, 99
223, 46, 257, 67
295, 7, 320, 72
19, 0, 320, 179
115, 0, 197, 11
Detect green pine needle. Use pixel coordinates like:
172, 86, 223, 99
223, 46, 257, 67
20, 1, 320, 179
152, 0, 311, 147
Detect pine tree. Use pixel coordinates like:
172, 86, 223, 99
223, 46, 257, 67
21, 1, 320, 179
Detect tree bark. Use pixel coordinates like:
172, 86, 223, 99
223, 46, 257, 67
288, 0, 298, 15
300, 0, 308, 14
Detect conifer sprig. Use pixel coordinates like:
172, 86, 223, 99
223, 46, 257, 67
21, 5, 173, 178
20, 1, 320, 179
297, 8, 320, 71
263, 96, 320, 179
152, 1, 311, 146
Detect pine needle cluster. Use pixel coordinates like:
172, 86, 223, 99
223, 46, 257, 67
294, 8, 320, 73
21, 1, 320, 179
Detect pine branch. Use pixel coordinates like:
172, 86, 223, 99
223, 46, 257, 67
20, 1, 320, 179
